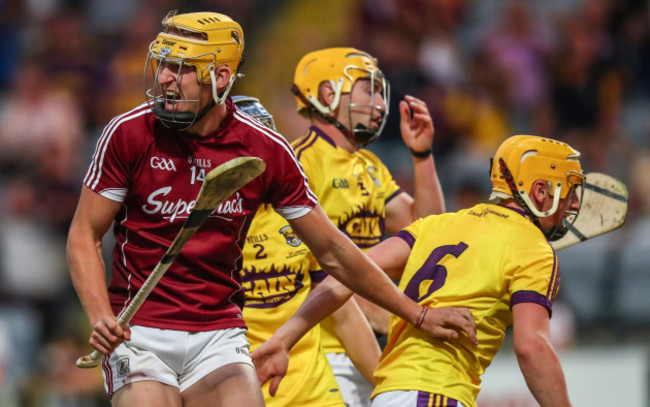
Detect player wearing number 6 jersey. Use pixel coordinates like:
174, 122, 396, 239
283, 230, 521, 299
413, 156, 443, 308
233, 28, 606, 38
67, 12, 477, 407
253, 135, 584, 407
370, 135, 584, 407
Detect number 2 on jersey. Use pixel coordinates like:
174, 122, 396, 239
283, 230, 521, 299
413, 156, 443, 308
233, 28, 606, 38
404, 242, 468, 303
253, 244, 267, 259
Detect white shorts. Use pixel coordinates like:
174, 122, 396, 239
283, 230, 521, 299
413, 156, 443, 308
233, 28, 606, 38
101, 326, 253, 397
371, 390, 466, 407
326, 352, 373, 407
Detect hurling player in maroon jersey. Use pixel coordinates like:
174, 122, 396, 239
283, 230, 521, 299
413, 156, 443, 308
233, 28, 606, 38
66, 11, 476, 407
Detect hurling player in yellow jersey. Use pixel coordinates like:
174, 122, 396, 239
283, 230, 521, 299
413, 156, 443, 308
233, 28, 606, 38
369, 135, 583, 407
289, 47, 446, 407
235, 96, 346, 406
242, 47, 449, 407
254, 135, 583, 407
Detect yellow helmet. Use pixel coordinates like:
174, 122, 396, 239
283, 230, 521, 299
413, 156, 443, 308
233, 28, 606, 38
145, 11, 245, 129
490, 135, 585, 218
292, 47, 389, 146
150, 11, 244, 82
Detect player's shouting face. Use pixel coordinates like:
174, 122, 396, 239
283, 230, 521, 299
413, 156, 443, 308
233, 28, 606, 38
157, 62, 210, 113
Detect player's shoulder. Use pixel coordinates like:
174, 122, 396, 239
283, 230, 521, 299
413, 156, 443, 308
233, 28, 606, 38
486, 204, 555, 254
356, 147, 392, 175
291, 126, 336, 159
109, 102, 155, 131
356, 147, 382, 162
290, 132, 313, 150
98, 102, 156, 147
230, 107, 292, 150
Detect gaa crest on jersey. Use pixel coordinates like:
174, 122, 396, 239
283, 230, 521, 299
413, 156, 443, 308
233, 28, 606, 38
367, 166, 381, 187
116, 357, 130, 378
279, 225, 301, 247
150, 156, 177, 172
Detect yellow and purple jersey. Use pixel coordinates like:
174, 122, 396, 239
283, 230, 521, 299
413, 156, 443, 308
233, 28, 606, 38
241, 203, 343, 406
293, 126, 403, 353
372, 203, 560, 407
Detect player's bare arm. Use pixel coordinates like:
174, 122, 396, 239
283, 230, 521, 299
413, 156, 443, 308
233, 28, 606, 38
330, 295, 381, 385
385, 96, 444, 230
277, 221, 476, 343
351, 294, 391, 335
513, 302, 572, 407
400, 95, 445, 216
289, 206, 415, 320
377, 97, 445, 332
67, 186, 131, 354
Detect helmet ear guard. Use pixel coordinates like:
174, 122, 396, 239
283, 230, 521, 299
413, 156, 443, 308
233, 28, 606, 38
208, 66, 243, 106
519, 181, 563, 218
306, 78, 344, 114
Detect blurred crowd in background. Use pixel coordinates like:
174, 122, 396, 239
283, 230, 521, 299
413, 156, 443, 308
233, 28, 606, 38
0, 0, 648, 405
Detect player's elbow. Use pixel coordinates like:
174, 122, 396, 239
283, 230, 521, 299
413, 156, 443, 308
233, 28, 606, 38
514, 334, 549, 366
66, 222, 85, 259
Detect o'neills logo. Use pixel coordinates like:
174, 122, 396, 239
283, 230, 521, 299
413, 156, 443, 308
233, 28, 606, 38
187, 155, 212, 168
142, 187, 244, 222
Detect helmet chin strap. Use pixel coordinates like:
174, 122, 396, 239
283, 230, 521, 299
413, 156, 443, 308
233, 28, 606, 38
320, 108, 359, 146
152, 100, 215, 130
352, 123, 378, 146
545, 222, 571, 242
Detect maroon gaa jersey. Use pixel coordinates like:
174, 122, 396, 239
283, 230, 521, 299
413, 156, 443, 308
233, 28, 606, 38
84, 99, 318, 331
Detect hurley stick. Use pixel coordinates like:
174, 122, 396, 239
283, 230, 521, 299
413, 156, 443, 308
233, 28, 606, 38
552, 172, 628, 251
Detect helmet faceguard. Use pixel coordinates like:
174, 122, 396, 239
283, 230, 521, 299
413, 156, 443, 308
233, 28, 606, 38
292, 47, 389, 147
544, 182, 584, 241
145, 10, 244, 130
232, 95, 276, 131
490, 135, 585, 241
